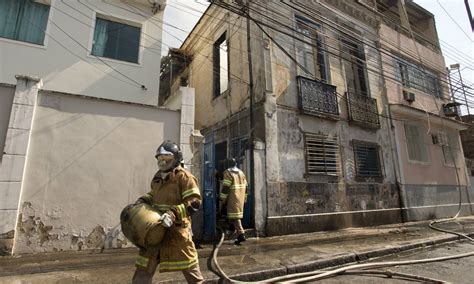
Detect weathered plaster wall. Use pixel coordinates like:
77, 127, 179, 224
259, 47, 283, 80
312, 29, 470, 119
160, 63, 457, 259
392, 119, 468, 186
379, 23, 448, 112
183, 7, 251, 130
13, 91, 180, 254
402, 184, 474, 221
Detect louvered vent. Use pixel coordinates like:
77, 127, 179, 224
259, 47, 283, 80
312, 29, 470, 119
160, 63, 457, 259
305, 133, 340, 175
353, 141, 382, 177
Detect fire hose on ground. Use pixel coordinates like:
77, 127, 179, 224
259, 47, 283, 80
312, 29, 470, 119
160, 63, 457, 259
211, 218, 474, 283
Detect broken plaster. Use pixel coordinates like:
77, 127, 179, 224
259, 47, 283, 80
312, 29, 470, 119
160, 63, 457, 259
15, 202, 128, 253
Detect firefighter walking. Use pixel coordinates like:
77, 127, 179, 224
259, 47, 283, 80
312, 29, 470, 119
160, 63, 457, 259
219, 158, 248, 245
127, 141, 204, 283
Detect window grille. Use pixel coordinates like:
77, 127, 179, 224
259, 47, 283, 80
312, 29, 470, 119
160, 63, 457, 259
353, 141, 382, 177
305, 133, 340, 175
395, 58, 441, 98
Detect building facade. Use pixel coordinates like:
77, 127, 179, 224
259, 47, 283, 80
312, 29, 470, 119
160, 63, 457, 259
0, 0, 197, 254
164, 0, 470, 238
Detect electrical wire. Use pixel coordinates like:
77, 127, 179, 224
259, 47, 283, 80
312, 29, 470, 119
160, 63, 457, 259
18, 5, 144, 88
204, 1, 474, 282
437, 0, 474, 42
211, 1, 450, 124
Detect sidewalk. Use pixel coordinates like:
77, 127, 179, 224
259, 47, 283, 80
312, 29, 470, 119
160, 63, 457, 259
1, 216, 474, 283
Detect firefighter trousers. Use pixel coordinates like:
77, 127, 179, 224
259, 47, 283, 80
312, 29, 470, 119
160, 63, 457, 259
132, 250, 203, 284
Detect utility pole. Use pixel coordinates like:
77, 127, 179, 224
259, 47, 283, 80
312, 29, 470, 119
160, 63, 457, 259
465, 0, 474, 32
450, 64, 470, 116
458, 67, 471, 115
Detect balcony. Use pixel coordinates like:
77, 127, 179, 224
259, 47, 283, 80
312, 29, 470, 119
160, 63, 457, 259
346, 92, 380, 128
297, 76, 339, 117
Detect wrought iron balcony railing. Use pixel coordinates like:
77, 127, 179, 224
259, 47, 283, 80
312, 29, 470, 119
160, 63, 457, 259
297, 76, 339, 117
346, 91, 380, 128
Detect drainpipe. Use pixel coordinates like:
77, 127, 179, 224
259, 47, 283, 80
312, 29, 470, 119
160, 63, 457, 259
246, 0, 256, 228
374, 33, 407, 222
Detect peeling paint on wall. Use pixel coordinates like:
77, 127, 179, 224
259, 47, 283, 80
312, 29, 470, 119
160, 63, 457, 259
14, 202, 129, 253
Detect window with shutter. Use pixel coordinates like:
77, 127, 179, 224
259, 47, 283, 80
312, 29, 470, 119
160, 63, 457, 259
442, 131, 460, 166
305, 133, 340, 175
353, 141, 382, 177
404, 123, 430, 163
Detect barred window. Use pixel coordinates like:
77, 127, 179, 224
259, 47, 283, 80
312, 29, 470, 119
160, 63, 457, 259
395, 58, 441, 98
305, 133, 340, 175
353, 141, 382, 177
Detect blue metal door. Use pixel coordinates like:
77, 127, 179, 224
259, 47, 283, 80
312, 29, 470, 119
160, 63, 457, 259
203, 134, 216, 236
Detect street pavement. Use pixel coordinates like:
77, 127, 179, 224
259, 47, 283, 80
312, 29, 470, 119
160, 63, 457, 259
1, 216, 474, 283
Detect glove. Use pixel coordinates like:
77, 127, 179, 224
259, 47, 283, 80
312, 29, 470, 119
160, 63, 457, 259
160, 211, 176, 228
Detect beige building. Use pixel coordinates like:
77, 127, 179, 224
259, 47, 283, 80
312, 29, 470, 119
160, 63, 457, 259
0, 0, 198, 255
162, 0, 470, 238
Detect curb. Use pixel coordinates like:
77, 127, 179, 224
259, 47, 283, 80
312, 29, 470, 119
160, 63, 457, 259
204, 233, 474, 282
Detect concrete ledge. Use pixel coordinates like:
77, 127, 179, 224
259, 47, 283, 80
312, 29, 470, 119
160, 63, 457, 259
266, 209, 403, 236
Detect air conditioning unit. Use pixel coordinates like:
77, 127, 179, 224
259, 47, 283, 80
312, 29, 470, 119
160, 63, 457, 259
403, 91, 415, 103
443, 102, 461, 117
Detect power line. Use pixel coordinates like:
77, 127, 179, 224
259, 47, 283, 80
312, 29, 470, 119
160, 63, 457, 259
437, 0, 473, 42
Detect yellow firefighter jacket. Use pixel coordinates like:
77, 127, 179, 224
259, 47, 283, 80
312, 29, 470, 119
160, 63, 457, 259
137, 166, 201, 272
220, 167, 247, 219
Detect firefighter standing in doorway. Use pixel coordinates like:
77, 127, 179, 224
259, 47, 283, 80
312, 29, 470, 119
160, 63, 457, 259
219, 158, 248, 245
132, 141, 203, 284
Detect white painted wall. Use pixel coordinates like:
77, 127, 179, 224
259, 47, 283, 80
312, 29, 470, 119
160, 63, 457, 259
0, 0, 164, 106
12, 91, 180, 253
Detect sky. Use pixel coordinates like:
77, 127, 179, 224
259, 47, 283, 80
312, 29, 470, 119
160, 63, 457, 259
162, 0, 474, 112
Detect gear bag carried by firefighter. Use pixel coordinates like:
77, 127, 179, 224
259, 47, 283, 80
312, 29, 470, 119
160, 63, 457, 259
120, 141, 204, 284
219, 158, 248, 245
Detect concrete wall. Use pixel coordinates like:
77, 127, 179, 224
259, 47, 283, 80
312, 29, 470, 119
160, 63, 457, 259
393, 119, 468, 187
402, 185, 474, 221
0, 85, 15, 164
0, 0, 164, 106
12, 91, 179, 254
0, 76, 42, 255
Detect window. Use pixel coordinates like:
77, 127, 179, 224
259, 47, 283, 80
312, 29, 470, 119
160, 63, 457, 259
404, 123, 430, 163
353, 141, 382, 177
0, 0, 50, 45
91, 17, 140, 63
231, 137, 248, 160
341, 38, 369, 96
213, 32, 228, 97
305, 133, 340, 175
295, 17, 328, 82
442, 131, 460, 166
395, 58, 441, 97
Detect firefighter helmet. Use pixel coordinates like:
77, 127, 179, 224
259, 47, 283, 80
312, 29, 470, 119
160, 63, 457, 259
155, 141, 183, 170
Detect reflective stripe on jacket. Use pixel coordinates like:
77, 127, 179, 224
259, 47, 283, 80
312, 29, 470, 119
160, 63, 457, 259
138, 166, 201, 272
221, 168, 247, 220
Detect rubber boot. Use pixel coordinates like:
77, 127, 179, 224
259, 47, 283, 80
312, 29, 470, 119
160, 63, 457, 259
234, 233, 246, 245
